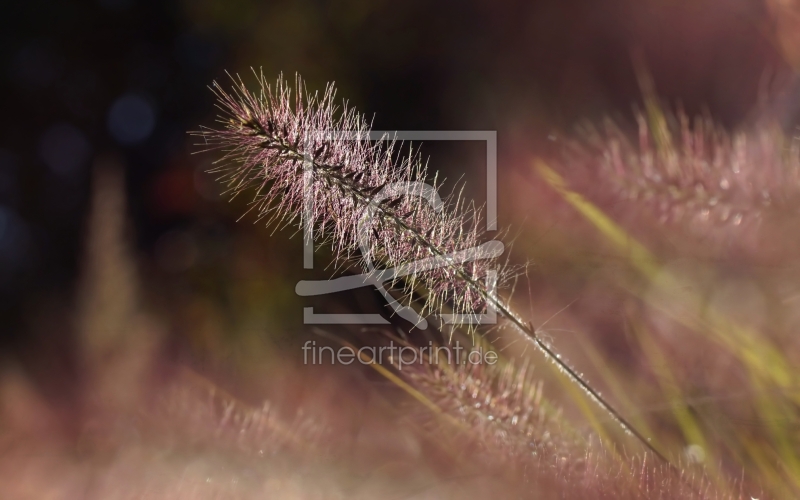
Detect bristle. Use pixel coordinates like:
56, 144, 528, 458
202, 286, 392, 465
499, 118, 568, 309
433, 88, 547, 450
565, 109, 800, 248
397, 350, 743, 499
194, 72, 506, 324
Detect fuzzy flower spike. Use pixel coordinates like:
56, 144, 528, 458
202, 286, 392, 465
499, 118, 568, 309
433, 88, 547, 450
195, 71, 667, 462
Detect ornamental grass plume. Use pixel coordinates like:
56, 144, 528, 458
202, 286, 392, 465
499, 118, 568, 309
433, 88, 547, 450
194, 71, 664, 460
560, 71, 800, 261
148, 367, 331, 460
198, 72, 509, 325
569, 111, 800, 230
394, 343, 568, 471
392, 340, 740, 499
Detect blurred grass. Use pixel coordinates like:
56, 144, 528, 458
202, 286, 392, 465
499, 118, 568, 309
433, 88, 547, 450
535, 158, 800, 497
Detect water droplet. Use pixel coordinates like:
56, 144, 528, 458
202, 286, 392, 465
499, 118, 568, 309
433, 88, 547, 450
684, 444, 705, 464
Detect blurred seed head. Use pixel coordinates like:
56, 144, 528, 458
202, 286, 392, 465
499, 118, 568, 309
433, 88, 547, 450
561, 105, 800, 261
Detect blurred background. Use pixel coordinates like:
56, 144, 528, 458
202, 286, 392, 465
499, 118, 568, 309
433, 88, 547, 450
1, 0, 799, 497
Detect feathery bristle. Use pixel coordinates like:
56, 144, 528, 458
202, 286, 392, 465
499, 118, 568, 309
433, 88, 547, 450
195, 72, 505, 324
566, 109, 800, 243
399, 351, 560, 465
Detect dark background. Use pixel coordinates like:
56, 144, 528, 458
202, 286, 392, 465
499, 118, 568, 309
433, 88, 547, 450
0, 0, 789, 365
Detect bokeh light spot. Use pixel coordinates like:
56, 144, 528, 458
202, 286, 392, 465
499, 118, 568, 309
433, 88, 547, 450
107, 94, 156, 145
